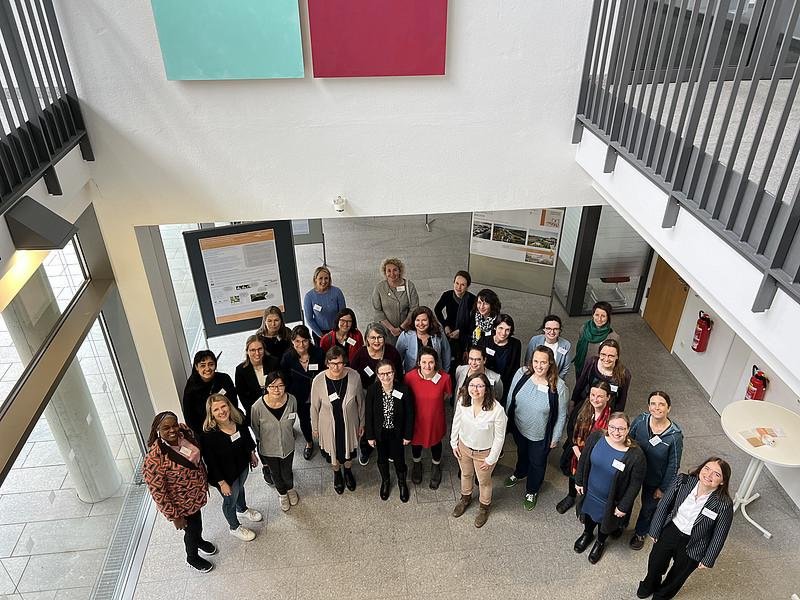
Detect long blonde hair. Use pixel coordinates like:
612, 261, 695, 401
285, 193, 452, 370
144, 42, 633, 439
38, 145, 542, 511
203, 393, 243, 432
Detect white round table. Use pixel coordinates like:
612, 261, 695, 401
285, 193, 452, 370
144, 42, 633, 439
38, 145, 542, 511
720, 400, 800, 539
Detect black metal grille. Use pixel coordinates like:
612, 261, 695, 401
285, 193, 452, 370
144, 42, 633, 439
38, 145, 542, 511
0, 0, 92, 212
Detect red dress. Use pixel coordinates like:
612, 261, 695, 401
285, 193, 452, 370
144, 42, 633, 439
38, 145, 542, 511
404, 369, 452, 448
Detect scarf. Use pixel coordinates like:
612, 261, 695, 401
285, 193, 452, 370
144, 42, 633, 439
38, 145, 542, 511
472, 313, 496, 344
570, 404, 611, 475
573, 318, 613, 373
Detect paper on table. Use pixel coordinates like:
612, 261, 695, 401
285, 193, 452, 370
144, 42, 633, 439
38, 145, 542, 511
739, 430, 764, 448
755, 426, 786, 438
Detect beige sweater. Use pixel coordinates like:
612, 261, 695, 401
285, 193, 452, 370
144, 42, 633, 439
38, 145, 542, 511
310, 368, 365, 462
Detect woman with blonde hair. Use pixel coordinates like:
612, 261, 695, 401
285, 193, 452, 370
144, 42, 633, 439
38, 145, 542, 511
256, 305, 292, 358
200, 394, 261, 541
371, 257, 419, 344
303, 266, 346, 344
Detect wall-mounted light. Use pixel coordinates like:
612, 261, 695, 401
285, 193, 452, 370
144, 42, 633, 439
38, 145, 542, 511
332, 195, 347, 213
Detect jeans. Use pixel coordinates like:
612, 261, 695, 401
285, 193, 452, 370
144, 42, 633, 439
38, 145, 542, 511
512, 431, 551, 494
639, 522, 699, 600
220, 467, 249, 530
456, 440, 496, 504
183, 509, 204, 560
634, 485, 661, 536
262, 453, 295, 495
411, 442, 443, 463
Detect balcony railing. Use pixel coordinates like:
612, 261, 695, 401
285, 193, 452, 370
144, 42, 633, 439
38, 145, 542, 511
574, 0, 800, 311
0, 0, 92, 212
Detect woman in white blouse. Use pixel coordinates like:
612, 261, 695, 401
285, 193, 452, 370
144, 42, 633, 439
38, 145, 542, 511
450, 372, 507, 528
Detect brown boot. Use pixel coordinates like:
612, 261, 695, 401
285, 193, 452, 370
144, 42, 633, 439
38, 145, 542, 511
474, 502, 491, 528
452, 494, 472, 518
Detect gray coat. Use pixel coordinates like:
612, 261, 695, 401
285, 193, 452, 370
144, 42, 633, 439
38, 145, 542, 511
310, 368, 365, 462
250, 394, 298, 459
371, 279, 420, 343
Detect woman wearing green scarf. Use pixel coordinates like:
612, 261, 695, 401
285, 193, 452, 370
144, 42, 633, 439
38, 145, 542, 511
573, 302, 619, 375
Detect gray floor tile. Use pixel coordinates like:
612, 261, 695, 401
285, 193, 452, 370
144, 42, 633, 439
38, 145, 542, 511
21, 443, 65, 469
1, 557, 28, 586
132, 578, 187, 600
184, 567, 295, 599
1, 467, 67, 495
13, 515, 115, 556
0, 526, 24, 559
295, 559, 406, 600
0, 564, 15, 595
16, 550, 105, 593
0, 491, 91, 526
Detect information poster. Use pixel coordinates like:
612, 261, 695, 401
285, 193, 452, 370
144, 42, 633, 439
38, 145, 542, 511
470, 209, 564, 267
199, 229, 285, 324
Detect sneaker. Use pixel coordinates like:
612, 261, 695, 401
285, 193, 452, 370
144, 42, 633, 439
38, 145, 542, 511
262, 467, 275, 487
229, 526, 256, 542
287, 489, 300, 505
303, 445, 314, 460
187, 556, 214, 573
279, 494, 291, 512
629, 534, 646, 551
504, 474, 522, 488
523, 493, 538, 511
236, 508, 263, 522
198, 540, 217, 556
358, 449, 370, 466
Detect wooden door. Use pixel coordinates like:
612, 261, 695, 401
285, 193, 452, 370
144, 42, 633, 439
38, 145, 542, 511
643, 257, 689, 351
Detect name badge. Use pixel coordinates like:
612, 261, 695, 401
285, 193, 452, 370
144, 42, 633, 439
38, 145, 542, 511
286, 412, 297, 420
328, 392, 339, 401
309, 364, 319, 371
537, 383, 549, 393
363, 366, 374, 376
557, 347, 568, 355
441, 307, 448, 319
649, 435, 662, 446
431, 373, 442, 384
178, 446, 192, 457
609, 384, 619, 393
612, 459, 626, 472
391, 389, 403, 399
396, 286, 406, 292
313, 303, 322, 312
486, 347, 496, 356
346, 337, 356, 346
230, 431, 241, 442
701, 507, 718, 520
219, 388, 227, 396
477, 422, 490, 431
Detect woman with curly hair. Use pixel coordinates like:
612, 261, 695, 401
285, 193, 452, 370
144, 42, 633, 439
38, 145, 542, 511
371, 257, 419, 344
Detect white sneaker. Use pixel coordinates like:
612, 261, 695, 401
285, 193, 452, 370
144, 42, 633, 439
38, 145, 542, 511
229, 526, 256, 542
236, 508, 263, 522
279, 494, 290, 512
287, 489, 299, 506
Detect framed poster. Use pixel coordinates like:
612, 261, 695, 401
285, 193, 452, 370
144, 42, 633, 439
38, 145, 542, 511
470, 209, 563, 267
183, 221, 301, 337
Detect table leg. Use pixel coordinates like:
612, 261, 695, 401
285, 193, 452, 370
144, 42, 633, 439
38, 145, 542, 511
733, 458, 772, 539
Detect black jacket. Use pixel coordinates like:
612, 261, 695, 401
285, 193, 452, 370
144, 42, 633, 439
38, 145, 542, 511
234, 355, 280, 424
200, 422, 255, 488
182, 371, 237, 437
479, 336, 522, 403
280, 346, 325, 405
364, 381, 415, 442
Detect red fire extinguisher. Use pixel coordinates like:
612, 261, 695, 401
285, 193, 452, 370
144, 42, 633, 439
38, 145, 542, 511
691, 311, 713, 352
745, 366, 769, 401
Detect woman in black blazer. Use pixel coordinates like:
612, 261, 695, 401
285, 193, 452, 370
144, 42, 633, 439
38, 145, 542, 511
637, 457, 734, 600
478, 313, 521, 406
234, 335, 279, 426
182, 350, 237, 438
365, 359, 415, 503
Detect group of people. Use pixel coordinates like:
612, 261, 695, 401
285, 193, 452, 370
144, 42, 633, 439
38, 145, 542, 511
143, 260, 733, 599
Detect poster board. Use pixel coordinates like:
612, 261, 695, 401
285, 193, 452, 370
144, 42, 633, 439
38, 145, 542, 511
291, 219, 324, 245
469, 209, 564, 296
184, 221, 301, 338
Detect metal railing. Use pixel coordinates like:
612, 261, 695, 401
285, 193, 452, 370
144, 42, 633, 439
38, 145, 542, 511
574, 0, 800, 311
0, 0, 92, 212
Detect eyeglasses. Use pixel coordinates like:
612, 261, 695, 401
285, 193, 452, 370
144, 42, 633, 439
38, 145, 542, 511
377, 371, 394, 377
328, 361, 345, 367
543, 327, 560, 333
599, 353, 617, 360
701, 465, 723, 478
607, 425, 628, 433
367, 335, 384, 341
247, 347, 264, 353
267, 383, 285, 390
467, 356, 483, 363
468, 383, 486, 389
339, 319, 353, 325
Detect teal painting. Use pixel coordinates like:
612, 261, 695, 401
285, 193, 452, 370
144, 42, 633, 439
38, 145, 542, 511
150, 0, 305, 80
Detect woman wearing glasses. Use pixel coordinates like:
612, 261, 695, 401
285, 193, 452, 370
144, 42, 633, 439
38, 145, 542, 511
525, 314, 572, 380
351, 323, 403, 390
460, 288, 501, 350
450, 372, 507, 528
573, 301, 620, 375
574, 412, 646, 564
319, 308, 364, 366
479, 313, 521, 405
250, 372, 300, 511
311, 346, 365, 494
371, 257, 419, 344
570, 339, 631, 414
235, 335, 280, 426
365, 360, 415, 502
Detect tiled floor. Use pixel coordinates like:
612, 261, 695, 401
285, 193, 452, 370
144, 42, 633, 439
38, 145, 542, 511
136, 213, 800, 600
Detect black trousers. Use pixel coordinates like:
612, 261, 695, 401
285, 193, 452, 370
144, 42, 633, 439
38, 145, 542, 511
411, 442, 442, 462
583, 515, 609, 543
376, 429, 407, 473
297, 400, 313, 444
639, 522, 699, 600
183, 509, 203, 560
261, 453, 295, 495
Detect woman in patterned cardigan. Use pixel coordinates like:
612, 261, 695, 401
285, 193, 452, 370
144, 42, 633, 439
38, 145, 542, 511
142, 411, 217, 573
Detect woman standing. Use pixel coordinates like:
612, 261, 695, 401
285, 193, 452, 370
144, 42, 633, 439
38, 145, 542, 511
525, 314, 572, 380
637, 458, 733, 600
182, 350, 237, 438
280, 325, 324, 460
404, 347, 453, 489
365, 360, 415, 503
256, 306, 292, 359
371, 257, 420, 344
319, 308, 364, 365
200, 395, 262, 541
556, 382, 613, 514
460, 288, 501, 349
450, 373, 507, 528
142, 412, 216, 573
574, 413, 646, 564
504, 346, 568, 511
250, 372, 300, 511
571, 339, 631, 413
479, 313, 521, 405
396, 306, 451, 374
351, 323, 403, 390
454, 346, 504, 401
434, 270, 475, 373
235, 335, 279, 425
628, 391, 684, 551
311, 346, 365, 494
303, 266, 346, 344
573, 301, 620, 375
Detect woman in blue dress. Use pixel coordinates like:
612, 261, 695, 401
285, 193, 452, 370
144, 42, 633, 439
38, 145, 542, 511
574, 412, 646, 564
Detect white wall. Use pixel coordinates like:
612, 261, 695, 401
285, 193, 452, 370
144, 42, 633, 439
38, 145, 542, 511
49, 2, 600, 406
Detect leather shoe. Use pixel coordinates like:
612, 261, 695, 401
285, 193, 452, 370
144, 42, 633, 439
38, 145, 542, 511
429, 463, 442, 489
588, 540, 606, 564
573, 532, 594, 553
556, 495, 575, 514
303, 445, 313, 460
411, 461, 422, 484
636, 582, 654, 598
343, 468, 356, 491
379, 477, 391, 501
333, 469, 344, 494
397, 471, 410, 503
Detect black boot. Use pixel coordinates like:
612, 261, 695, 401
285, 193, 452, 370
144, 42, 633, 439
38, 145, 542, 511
378, 462, 391, 501
343, 467, 357, 491
333, 468, 345, 494
429, 463, 442, 490
411, 460, 422, 484
397, 467, 410, 503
